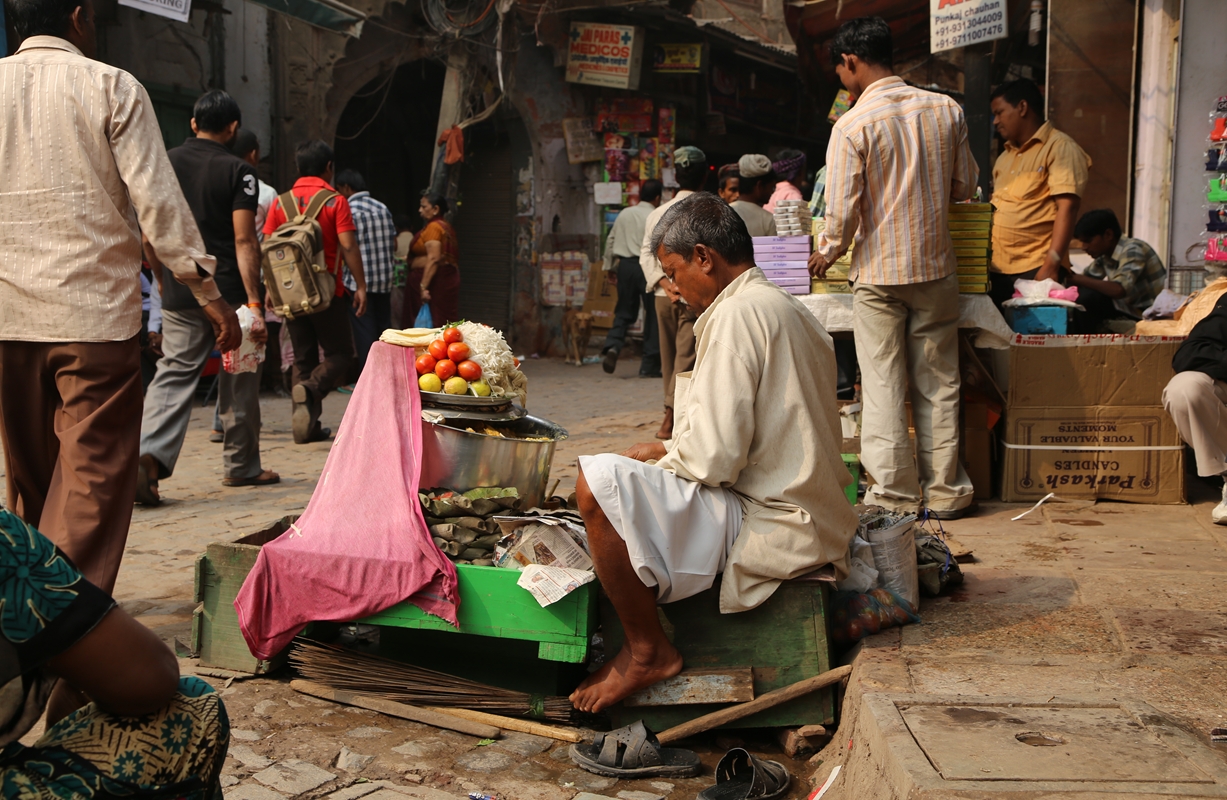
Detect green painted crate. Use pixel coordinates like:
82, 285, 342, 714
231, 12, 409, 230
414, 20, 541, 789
842, 454, 860, 504
605, 578, 836, 730
192, 517, 295, 674
360, 564, 598, 663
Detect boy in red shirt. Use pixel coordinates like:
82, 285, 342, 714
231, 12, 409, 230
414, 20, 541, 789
263, 140, 368, 443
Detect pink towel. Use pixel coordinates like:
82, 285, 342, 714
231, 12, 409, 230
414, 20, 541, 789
235, 342, 459, 660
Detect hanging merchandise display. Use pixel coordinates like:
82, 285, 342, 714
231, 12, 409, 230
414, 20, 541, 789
1203, 98, 1227, 278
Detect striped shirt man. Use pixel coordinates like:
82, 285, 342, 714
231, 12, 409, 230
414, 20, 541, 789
815, 76, 978, 285
344, 191, 397, 295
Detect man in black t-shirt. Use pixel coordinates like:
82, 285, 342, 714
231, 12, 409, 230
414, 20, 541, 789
136, 91, 280, 505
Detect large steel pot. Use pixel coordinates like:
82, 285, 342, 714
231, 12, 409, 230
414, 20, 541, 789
419, 414, 568, 509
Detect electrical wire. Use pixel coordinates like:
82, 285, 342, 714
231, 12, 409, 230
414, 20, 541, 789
708, 0, 773, 43
335, 53, 405, 141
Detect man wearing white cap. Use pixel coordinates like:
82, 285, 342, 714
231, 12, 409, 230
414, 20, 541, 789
730, 155, 778, 237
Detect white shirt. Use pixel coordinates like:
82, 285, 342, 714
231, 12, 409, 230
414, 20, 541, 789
640, 190, 695, 296
0, 36, 220, 342
730, 200, 778, 237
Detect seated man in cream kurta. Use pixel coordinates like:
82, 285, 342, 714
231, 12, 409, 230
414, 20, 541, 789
572, 192, 857, 713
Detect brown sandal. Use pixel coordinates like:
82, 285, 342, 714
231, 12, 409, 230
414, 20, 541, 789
222, 470, 281, 487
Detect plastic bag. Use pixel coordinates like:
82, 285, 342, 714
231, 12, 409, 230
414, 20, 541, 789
915, 529, 964, 597
831, 588, 920, 644
835, 535, 878, 593
1003, 278, 1082, 308
414, 302, 433, 328
861, 509, 920, 608
222, 305, 265, 374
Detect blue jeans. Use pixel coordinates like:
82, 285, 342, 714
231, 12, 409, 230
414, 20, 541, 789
349, 291, 393, 374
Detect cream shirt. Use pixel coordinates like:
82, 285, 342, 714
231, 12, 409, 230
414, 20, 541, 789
657, 268, 857, 612
730, 201, 778, 237
640, 190, 694, 296
0, 36, 219, 342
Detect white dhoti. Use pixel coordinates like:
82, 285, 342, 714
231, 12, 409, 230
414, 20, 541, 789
579, 453, 743, 603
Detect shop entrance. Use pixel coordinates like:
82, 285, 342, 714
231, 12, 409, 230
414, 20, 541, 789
333, 60, 446, 223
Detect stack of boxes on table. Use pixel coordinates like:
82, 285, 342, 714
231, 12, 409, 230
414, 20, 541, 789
809, 218, 852, 294
753, 200, 812, 295
950, 202, 991, 294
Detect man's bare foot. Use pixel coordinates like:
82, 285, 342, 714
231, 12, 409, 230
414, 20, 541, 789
570, 643, 683, 713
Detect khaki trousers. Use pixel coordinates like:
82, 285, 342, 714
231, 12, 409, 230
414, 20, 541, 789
0, 338, 142, 593
655, 295, 697, 409
1163, 370, 1227, 477
853, 273, 973, 512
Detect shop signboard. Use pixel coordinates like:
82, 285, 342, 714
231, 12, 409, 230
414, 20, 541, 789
929, 0, 1007, 54
654, 43, 703, 73
119, 0, 191, 22
566, 22, 645, 90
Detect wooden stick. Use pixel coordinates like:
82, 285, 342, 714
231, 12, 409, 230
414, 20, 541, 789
291, 680, 501, 739
655, 665, 852, 745
426, 706, 585, 743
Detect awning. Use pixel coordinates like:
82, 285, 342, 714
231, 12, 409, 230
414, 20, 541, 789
246, 0, 366, 36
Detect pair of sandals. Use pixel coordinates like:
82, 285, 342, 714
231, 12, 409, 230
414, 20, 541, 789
570, 721, 791, 800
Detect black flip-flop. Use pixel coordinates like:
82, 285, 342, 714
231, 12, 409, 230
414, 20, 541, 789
697, 748, 790, 800
570, 720, 702, 778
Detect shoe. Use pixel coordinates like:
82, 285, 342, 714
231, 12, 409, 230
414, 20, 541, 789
291, 384, 319, 445
135, 453, 161, 506
639, 370, 663, 378
656, 406, 674, 440
602, 348, 619, 374
1213, 482, 1227, 525
336, 383, 355, 395
306, 426, 332, 443
209, 430, 223, 443
223, 469, 281, 487
924, 505, 973, 521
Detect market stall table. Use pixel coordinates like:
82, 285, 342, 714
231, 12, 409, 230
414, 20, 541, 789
799, 292, 1014, 349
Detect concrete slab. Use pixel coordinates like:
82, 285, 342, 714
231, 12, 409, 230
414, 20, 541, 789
863, 694, 1227, 796
252, 760, 337, 794
1111, 607, 1227, 655
928, 568, 1078, 609
1073, 568, 1226, 610
902, 603, 1119, 655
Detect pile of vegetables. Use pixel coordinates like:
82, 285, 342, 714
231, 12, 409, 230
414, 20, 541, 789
383, 322, 527, 405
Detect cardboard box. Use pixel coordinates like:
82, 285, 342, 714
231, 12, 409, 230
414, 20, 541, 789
759, 262, 810, 272
1001, 336, 1187, 503
581, 262, 617, 327
1012, 306, 1069, 335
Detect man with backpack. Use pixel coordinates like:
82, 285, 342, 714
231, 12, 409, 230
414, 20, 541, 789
262, 140, 368, 444
136, 91, 279, 505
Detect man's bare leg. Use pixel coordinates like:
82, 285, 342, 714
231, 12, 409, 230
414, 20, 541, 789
570, 466, 683, 714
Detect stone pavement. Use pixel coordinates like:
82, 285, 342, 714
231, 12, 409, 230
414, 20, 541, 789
5, 354, 1227, 798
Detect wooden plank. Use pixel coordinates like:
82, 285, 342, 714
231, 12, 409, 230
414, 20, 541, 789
624, 668, 755, 707
655, 665, 852, 745
290, 680, 501, 739
424, 706, 585, 743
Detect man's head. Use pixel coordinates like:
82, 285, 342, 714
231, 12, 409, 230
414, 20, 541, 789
650, 192, 754, 314
673, 146, 708, 192
991, 78, 1045, 146
737, 154, 776, 205
640, 179, 664, 207
232, 128, 260, 168
1074, 209, 1123, 259
295, 140, 335, 182
828, 16, 893, 98
6, 0, 96, 56
334, 169, 367, 199
717, 164, 740, 204
394, 214, 413, 233
191, 90, 242, 145
773, 149, 807, 184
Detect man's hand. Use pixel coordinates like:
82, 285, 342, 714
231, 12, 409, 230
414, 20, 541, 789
622, 441, 667, 462
147, 331, 163, 357
203, 298, 242, 352
352, 287, 368, 318
808, 250, 830, 279
249, 311, 268, 346
1035, 250, 1063, 283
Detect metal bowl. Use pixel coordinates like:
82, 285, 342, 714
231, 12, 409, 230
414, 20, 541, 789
420, 391, 517, 410
418, 415, 569, 509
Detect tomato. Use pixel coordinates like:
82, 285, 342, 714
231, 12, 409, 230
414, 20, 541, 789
513, 357, 520, 368
456, 359, 482, 381
446, 342, 470, 362
414, 354, 437, 375
434, 359, 457, 380
443, 327, 464, 344
428, 339, 449, 361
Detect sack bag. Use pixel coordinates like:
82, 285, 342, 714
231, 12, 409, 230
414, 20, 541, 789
262, 190, 339, 319
414, 302, 433, 328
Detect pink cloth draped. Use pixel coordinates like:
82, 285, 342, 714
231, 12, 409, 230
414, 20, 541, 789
235, 342, 459, 660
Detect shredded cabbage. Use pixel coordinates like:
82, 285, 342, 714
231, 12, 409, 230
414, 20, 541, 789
457, 322, 527, 406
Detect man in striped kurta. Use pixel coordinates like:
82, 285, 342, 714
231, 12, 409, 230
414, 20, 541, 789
810, 17, 979, 519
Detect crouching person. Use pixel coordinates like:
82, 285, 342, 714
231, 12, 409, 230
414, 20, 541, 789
572, 193, 857, 714
0, 510, 228, 798
1164, 294, 1227, 525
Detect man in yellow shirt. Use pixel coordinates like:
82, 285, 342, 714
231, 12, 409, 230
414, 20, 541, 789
989, 78, 1091, 307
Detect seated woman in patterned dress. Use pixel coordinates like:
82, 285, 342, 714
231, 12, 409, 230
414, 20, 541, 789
0, 510, 229, 799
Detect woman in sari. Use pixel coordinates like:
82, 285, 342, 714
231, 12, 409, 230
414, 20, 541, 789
404, 192, 462, 327
0, 510, 228, 798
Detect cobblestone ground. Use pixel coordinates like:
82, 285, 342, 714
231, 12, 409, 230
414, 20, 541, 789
4, 353, 1226, 800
